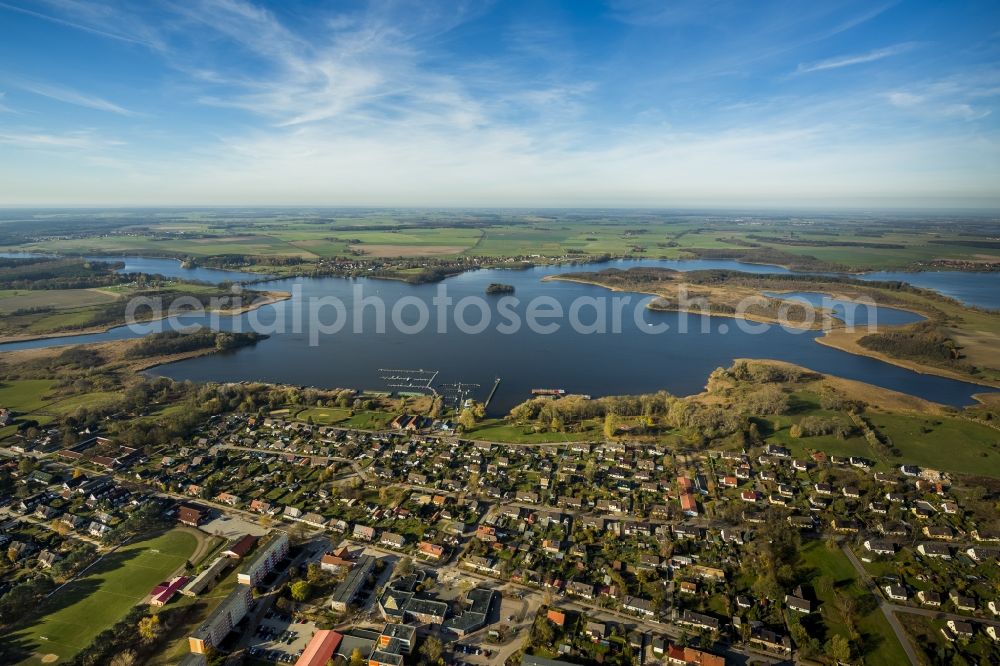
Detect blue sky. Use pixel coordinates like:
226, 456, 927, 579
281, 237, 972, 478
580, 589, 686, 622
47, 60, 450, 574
0, 0, 998, 207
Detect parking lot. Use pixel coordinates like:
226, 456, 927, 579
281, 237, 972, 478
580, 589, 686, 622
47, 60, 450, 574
245, 609, 318, 663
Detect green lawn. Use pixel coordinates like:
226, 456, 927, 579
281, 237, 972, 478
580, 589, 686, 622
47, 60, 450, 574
294, 406, 353, 424
759, 389, 1000, 477
867, 412, 1000, 476
9, 529, 197, 665
0, 380, 57, 413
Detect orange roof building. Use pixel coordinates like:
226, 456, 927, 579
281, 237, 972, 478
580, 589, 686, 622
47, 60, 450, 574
295, 630, 343, 666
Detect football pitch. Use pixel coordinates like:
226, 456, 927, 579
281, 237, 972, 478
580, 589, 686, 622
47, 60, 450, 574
8, 529, 198, 665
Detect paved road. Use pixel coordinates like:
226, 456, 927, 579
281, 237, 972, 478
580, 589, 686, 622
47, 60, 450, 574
841, 544, 919, 666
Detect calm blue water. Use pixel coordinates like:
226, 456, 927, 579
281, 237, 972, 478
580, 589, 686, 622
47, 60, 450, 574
0, 255, 995, 411
4, 252, 996, 308
857, 271, 998, 310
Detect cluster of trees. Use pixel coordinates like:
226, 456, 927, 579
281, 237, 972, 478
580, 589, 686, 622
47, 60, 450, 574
790, 416, 855, 439
99, 501, 172, 546
509, 391, 674, 425
506, 388, 751, 442
685, 247, 850, 272
0, 257, 124, 290
665, 399, 745, 439
485, 282, 515, 294
859, 322, 963, 364
123, 329, 264, 359
458, 401, 486, 430
200, 253, 306, 268
724, 360, 811, 384
0, 576, 54, 627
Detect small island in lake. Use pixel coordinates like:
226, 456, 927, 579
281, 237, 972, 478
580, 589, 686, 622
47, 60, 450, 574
486, 282, 515, 294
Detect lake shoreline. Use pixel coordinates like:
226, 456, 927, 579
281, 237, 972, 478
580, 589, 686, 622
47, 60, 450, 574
545, 274, 1000, 391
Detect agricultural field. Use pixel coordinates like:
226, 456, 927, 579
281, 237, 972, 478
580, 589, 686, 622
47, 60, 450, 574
7, 529, 198, 665
5, 210, 1000, 271
0, 288, 119, 315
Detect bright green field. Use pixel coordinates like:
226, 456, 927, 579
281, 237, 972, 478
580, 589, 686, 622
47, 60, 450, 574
293, 406, 394, 430
758, 389, 1000, 476
0, 379, 57, 413
294, 406, 353, 424
866, 411, 1000, 476
0, 381, 123, 443
9, 529, 197, 665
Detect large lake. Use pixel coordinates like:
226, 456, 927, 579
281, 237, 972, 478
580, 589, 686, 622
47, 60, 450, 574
1, 255, 996, 412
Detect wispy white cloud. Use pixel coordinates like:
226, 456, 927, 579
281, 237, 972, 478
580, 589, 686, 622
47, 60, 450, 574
0, 0, 165, 49
0, 0, 997, 207
796, 42, 916, 73
11, 79, 136, 116
0, 91, 12, 113
0, 128, 122, 149
885, 69, 999, 121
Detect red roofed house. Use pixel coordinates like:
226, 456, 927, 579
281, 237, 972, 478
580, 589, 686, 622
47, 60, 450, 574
150, 576, 188, 607
295, 630, 343, 666
418, 541, 444, 559
223, 534, 259, 559
178, 504, 206, 527
667, 644, 726, 666
547, 609, 566, 627
680, 493, 699, 517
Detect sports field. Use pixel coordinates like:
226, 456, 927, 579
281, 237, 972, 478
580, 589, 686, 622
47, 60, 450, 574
9, 529, 198, 665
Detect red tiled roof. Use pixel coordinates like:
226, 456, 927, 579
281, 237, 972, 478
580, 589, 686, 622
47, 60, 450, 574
225, 534, 259, 558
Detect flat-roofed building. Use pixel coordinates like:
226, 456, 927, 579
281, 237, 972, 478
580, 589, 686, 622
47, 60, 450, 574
188, 584, 252, 654
237, 531, 289, 586
330, 554, 377, 611
444, 587, 496, 636
376, 623, 416, 654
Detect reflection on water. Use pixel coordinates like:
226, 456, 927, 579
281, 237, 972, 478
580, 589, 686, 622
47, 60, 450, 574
0, 256, 995, 412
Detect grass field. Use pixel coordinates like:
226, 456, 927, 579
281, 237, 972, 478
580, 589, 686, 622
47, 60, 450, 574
799, 540, 911, 666
758, 386, 1000, 476
0, 288, 119, 315
867, 411, 1000, 476
293, 406, 394, 430
0, 379, 57, 413
9, 529, 198, 665
0, 380, 122, 443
